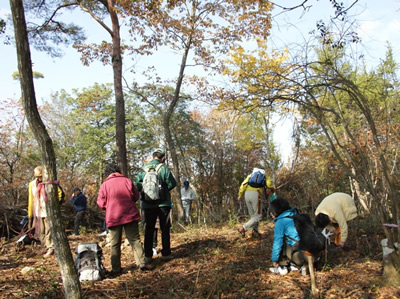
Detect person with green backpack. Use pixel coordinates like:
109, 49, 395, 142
237, 167, 275, 238
136, 148, 177, 263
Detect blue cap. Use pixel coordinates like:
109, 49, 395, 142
73, 187, 81, 191
183, 180, 189, 187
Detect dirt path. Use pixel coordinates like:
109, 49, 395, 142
0, 223, 398, 298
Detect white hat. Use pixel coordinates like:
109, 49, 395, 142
252, 168, 265, 175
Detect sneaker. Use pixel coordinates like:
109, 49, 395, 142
301, 265, 308, 275
289, 263, 300, 272
269, 266, 288, 275
237, 227, 246, 238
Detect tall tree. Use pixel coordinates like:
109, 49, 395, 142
222, 34, 400, 285
41, 84, 116, 185
73, 0, 128, 174
124, 0, 274, 221
14, 0, 128, 174
9, 0, 82, 297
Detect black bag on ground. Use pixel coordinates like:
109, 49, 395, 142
75, 243, 105, 281
291, 214, 326, 255
16, 215, 38, 246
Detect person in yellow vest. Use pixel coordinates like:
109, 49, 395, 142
28, 166, 63, 257
237, 168, 275, 238
315, 192, 358, 248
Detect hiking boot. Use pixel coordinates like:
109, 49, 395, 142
237, 227, 246, 238
139, 264, 151, 271
161, 255, 173, 261
44, 248, 54, 258
108, 270, 122, 278
144, 257, 153, 264
269, 266, 288, 275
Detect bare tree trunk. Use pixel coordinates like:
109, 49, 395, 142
107, 0, 127, 175
164, 118, 184, 222
162, 31, 196, 223
10, 0, 82, 297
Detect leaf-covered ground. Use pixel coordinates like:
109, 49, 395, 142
0, 221, 399, 298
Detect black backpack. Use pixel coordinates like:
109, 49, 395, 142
75, 243, 105, 281
291, 214, 326, 255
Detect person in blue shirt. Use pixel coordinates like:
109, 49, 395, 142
71, 187, 87, 235
269, 198, 307, 275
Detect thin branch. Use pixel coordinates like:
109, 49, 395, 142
77, 0, 113, 37
32, 3, 77, 32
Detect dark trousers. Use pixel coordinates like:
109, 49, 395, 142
143, 207, 171, 258
74, 209, 86, 235
153, 228, 158, 248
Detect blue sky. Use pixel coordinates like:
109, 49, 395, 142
2, 1, 398, 101
1, 0, 399, 161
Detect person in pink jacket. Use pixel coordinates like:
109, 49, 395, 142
97, 163, 149, 275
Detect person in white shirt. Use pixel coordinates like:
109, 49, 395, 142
315, 192, 358, 248
181, 180, 195, 225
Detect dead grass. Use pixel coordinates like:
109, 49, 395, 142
0, 221, 398, 298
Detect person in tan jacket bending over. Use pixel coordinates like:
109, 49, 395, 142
315, 192, 358, 248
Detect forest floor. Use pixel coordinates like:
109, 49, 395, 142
0, 219, 399, 299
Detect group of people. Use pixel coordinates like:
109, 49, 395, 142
28, 159, 357, 277
27, 148, 198, 275
237, 168, 358, 276
95, 148, 179, 274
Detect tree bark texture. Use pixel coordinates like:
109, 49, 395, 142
107, 0, 128, 175
162, 33, 195, 223
10, 0, 82, 297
